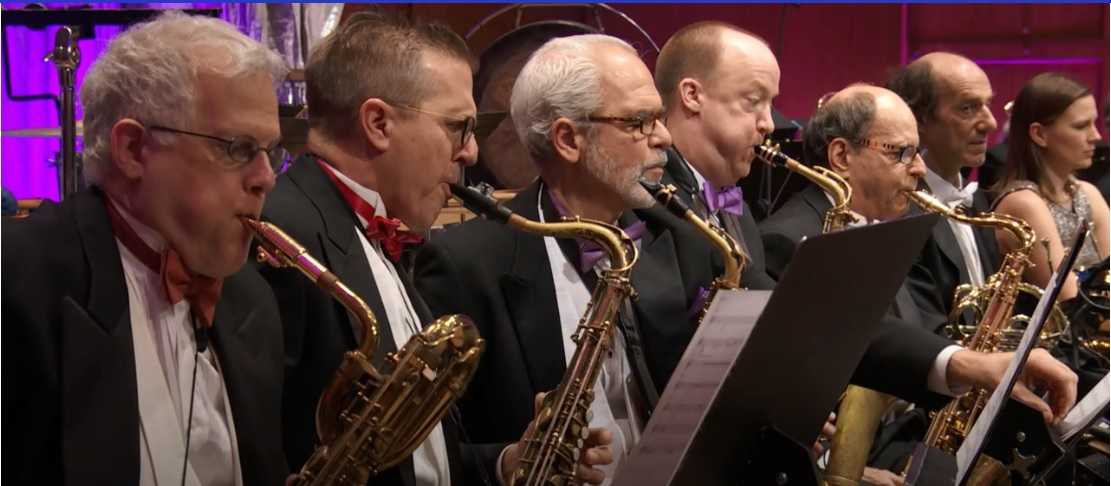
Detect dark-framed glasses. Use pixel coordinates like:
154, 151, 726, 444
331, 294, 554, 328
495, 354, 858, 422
389, 103, 477, 148
149, 125, 285, 171
854, 138, 926, 165
586, 111, 665, 136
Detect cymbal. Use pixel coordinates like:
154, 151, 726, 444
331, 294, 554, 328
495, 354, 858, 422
2, 121, 83, 138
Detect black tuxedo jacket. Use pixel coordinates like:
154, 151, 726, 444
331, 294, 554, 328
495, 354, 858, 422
758, 185, 953, 406
413, 181, 718, 461
2, 188, 288, 485
649, 147, 777, 290
905, 189, 1001, 333
259, 157, 476, 486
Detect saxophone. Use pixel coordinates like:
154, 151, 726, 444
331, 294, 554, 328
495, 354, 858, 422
639, 179, 747, 316
753, 142, 897, 486
241, 218, 485, 486
449, 183, 638, 486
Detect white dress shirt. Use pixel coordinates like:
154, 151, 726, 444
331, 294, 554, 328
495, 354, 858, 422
111, 200, 241, 486
325, 167, 452, 486
923, 169, 985, 287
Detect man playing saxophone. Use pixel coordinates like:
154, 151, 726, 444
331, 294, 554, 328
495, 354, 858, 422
2, 12, 290, 485
257, 11, 488, 486
414, 34, 722, 484
759, 84, 1078, 484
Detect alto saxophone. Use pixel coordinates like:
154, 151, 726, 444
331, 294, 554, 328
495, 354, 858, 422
241, 218, 485, 486
638, 179, 747, 321
449, 183, 638, 486
753, 143, 897, 486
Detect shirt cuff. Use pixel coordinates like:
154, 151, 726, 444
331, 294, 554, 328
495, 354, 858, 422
928, 345, 970, 397
495, 444, 511, 486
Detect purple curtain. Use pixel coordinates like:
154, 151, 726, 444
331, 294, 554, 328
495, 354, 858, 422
1, 3, 229, 201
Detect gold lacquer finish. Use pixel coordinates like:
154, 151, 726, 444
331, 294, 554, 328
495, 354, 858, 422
753, 142, 897, 486
241, 218, 485, 486
903, 189, 1069, 485
449, 183, 638, 486
639, 179, 747, 323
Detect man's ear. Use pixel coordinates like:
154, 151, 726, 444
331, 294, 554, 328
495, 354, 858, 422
678, 78, 704, 115
109, 118, 148, 180
1028, 122, 1049, 149
550, 117, 585, 165
360, 98, 393, 152
827, 138, 852, 177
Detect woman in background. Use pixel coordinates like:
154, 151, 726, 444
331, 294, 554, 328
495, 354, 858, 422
992, 72, 1109, 301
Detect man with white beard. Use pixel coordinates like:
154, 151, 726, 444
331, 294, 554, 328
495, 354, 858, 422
414, 34, 722, 485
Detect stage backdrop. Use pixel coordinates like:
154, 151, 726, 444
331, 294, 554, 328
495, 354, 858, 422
3, 3, 1107, 200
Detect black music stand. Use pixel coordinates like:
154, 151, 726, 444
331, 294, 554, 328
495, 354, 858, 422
613, 213, 939, 486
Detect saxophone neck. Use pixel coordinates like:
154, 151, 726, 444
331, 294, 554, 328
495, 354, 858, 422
903, 189, 1037, 254
450, 183, 639, 273
241, 217, 380, 357
754, 143, 854, 232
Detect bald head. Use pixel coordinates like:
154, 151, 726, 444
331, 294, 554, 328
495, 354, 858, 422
806, 84, 916, 168
889, 51, 997, 176
655, 21, 775, 110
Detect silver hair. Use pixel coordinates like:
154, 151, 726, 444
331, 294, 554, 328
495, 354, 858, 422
510, 34, 636, 164
80, 10, 287, 184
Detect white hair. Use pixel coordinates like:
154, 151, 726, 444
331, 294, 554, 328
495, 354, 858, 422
80, 10, 288, 184
510, 34, 636, 164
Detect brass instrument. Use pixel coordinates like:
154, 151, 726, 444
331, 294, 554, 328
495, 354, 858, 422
241, 217, 485, 486
903, 191, 1056, 455
639, 179, 747, 319
755, 141, 857, 233
449, 183, 638, 486
753, 142, 897, 486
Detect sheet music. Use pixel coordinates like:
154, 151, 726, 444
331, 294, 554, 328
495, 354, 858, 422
1053, 372, 1110, 442
611, 290, 764, 486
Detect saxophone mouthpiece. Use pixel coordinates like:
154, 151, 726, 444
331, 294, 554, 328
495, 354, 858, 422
639, 179, 692, 217
753, 142, 788, 168
449, 183, 513, 224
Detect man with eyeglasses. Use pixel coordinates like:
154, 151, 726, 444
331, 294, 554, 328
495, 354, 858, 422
2, 12, 291, 485
256, 11, 604, 486
888, 53, 1002, 326
414, 34, 723, 485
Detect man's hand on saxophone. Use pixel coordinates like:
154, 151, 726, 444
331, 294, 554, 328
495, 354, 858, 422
945, 348, 1079, 424
498, 392, 615, 486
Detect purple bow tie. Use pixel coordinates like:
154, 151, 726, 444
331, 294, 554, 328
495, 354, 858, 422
702, 182, 743, 216
579, 221, 646, 273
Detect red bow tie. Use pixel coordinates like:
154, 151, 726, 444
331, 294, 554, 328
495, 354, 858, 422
317, 159, 424, 262
105, 200, 223, 328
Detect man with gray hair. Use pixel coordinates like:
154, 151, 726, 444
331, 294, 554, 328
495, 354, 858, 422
3, 11, 289, 485
887, 52, 1002, 326
416, 33, 720, 484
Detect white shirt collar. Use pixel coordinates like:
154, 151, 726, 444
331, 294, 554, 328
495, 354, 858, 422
322, 162, 388, 220
924, 167, 963, 200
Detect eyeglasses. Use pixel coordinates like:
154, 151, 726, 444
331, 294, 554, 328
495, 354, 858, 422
148, 125, 285, 171
854, 138, 926, 165
389, 103, 477, 149
586, 111, 665, 137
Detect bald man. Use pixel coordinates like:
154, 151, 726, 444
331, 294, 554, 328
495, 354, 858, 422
760, 84, 1076, 480
651, 21, 778, 289
888, 52, 1002, 329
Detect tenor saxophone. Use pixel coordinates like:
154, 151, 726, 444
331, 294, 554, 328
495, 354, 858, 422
753, 143, 897, 486
241, 218, 485, 486
904, 190, 1066, 484
449, 183, 638, 486
638, 179, 747, 322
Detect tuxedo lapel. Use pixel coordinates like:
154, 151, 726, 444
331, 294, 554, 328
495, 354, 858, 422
627, 221, 686, 392
931, 216, 970, 285
288, 160, 400, 364
62, 189, 140, 484
500, 183, 566, 392
801, 184, 834, 221
971, 192, 1001, 276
